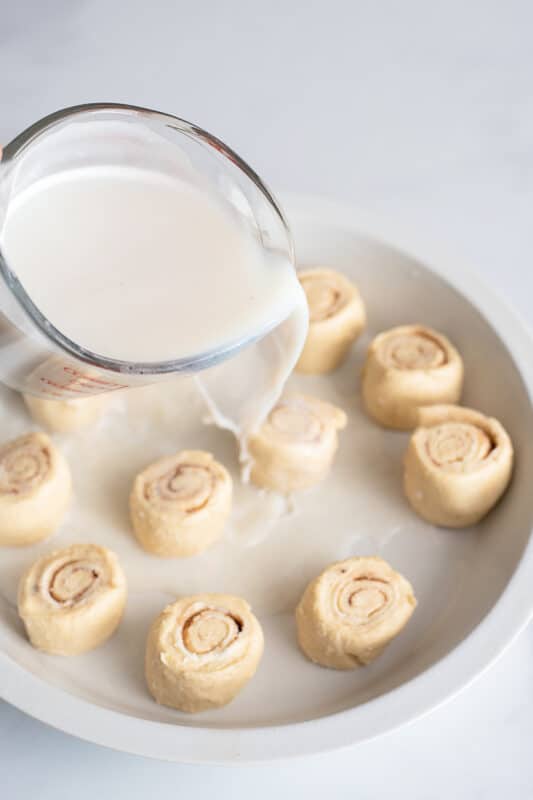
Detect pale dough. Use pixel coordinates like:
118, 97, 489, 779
403, 404, 513, 527
248, 393, 347, 493
18, 543, 127, 655
130, 450, 232, 557
296, 556, 416, 669
296, 268, 366, 373
361, 324, 464, 429
0, 431, 71, 547
145, 593, 264, 712
23, 393, 111, 433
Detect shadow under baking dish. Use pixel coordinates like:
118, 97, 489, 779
1, 207, 532, 733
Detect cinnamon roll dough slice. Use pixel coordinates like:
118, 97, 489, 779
145, 594, 264, 712
296, 268, 366, 373
18, 543, 127, 655
361, 324, 464, 429
248, 393, 347, 493
130, 450, 232, 557
0, 432, 71, 547
403, 405, 513, 527
296, 556, 416, 669
24, 393, 111, 433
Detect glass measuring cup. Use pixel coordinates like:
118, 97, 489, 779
0, 103, 295, 399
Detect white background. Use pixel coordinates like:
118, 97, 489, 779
1, 1, 532, 796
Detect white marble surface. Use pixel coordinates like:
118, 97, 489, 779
1, 0, 532, 795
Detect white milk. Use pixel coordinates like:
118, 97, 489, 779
2, 166, 301, 362
1, 166, 308, 441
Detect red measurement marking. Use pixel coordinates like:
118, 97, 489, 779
37, 383, 65, 398
33, 363, 129, 399
39, 377, 92, 394
62, 366, 126, 390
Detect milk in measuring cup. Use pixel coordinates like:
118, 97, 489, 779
0, 165, 308, 436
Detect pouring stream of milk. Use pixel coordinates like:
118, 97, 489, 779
0, 165, 308, 449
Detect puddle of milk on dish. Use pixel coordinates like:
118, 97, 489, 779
0, 351, 427, 618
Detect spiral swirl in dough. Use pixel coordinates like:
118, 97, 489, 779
361, 324, 464, 429
0, 432, 71, 546
248, 393, 347, 493
403, 405, 513, 527
296, 268, 366, 373
18, 543, 127, 655
24, 393, 111, 433
130, 450, 232, 557
145, 594, 264, 712
296, 556, 416, 669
